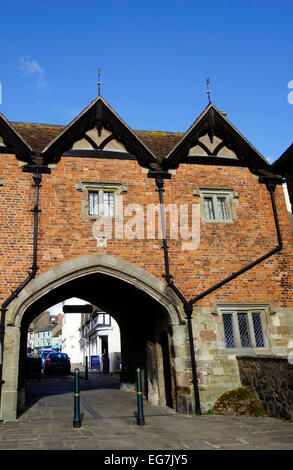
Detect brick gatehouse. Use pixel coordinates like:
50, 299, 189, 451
0, 95, 292, 420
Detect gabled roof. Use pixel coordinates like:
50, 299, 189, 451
34, 324, 56, 333
134, 130, 183, 160
11, 122, 64, 153
271, 142, 293, 173
2, 100, 277, 177
11, 123, 182, 161
0, 112, 33, 162
40, 95, 158, 168
163, 103, 270, 173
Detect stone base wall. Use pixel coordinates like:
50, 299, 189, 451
237, 356, 293, 421
187, 306, 293, 414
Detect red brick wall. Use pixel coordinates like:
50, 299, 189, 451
0, 152, 292, 309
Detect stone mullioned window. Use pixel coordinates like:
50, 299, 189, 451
193, 187, 239, 223
217, 304, 270, 351
75, 181, 127, 220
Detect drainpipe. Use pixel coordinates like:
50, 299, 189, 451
151, 173, 202, 415
189, 179, 283, 306
149, 173, 283, 416
0, 169, 43, 395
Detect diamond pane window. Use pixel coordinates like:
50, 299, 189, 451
88, 191, 99, 216
252, 313, 265, 348
237, 313, 251, 347
204, 197, 215, 220
222, 313, 236, 348
217, 197, 229, 220
221, 308, 266, 350
103, 192, 114, 217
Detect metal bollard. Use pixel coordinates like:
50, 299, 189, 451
73, 368, 81, 428
136, 368, 145, 426
85, 356, 88, 380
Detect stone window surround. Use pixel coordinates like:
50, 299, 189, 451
215, 303, 272, 354
76, 181, 127, 221
193, 186, 239, 224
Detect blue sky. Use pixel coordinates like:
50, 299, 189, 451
0, 0, 292, 163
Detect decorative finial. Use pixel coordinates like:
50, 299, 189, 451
97, 68, 101, 96
206, 77, 211, 104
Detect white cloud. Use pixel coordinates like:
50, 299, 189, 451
19, 56, 48, 90
267, 155, 275, 164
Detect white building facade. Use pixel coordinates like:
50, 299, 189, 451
61, 298, 84, 363
283, 183, 293, 231
80, 311, 121, 373
55, 297, 121, 372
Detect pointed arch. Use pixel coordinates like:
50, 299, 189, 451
6, 254, 185, 327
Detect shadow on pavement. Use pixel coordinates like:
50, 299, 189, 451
18, 371, 121, 418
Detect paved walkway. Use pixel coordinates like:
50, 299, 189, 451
0, 366, 293, 451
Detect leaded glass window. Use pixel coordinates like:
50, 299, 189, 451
88, 190, 114, 217
88, 191, 99, 216
222, 313, 236, 348
217, 197, 229, 220
237, 313, 251, 347
222, 310, 265, 349
77, 181, 127, 221
194, 188, 239, 223
103, 192, 114, 217
252, 313, 265, 348
204, 197, 215, 220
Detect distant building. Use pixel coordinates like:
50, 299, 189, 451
61, 298, 85, 363
283, 183, 293, 232
60, 297, 121, 372
33, 325, 56, 353
49, 314, 62, 326
27, 311, 50, 353
52, 324, 62, 351
27, 311, 62, 354
80, 310, 121, 373
272, 144, 293, 232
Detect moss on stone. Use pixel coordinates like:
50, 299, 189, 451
212, 386, 268, 417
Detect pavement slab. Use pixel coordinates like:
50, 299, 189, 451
0, 371, 293, 451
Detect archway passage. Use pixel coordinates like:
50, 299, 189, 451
17, 271, 175, 417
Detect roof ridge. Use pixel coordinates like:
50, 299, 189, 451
134, 129, 184, 136
11, 121, 184, 135
11, 121, 65, 128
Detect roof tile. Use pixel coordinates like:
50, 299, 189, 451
10, 122, 183, 160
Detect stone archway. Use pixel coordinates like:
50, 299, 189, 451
1, 254, 188, 420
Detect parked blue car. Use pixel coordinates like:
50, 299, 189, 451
40, 350, 54, 368
44, 352, 71, 376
